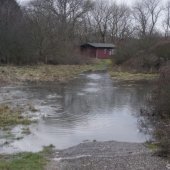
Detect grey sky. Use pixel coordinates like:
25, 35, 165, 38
17, 0, 30, 5
17, 0, 168, 6
17, 0, 168, 31
17, 0, 136, 5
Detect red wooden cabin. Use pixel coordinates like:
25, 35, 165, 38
81, 43, 116, 59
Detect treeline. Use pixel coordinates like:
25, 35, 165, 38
0, 0, 170, 65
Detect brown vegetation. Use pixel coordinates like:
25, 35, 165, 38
0, 105, 31, 127
113, 39, 170, 72
0, 64, 105, 85
140, 63, 170, 156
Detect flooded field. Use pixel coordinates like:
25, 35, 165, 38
0, 73, 151, 153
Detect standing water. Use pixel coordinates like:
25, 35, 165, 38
0, 73, 150, 153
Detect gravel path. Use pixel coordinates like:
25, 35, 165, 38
46, 141, 168, 170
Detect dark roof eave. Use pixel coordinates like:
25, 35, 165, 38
81, 43, 116, 49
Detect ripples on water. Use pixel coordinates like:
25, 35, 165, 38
0, 73, 151, 153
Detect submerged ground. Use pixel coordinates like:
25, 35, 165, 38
0, 72, 150, 153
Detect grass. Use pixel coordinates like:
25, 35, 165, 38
0, 146, 54, 170
109, 71, 158, 81
0, 153, 46, 170
0, 61, 159, 84
0, 105, 31, 127
94, 59, 112, 70
0, 63, 107, 84
145, 142, 159, 151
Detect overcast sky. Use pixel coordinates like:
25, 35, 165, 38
17, 0, 140, 5
17, 0, 168, 6
17, 0, 167, 31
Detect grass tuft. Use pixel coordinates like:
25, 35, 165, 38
145, 142, 159, 151
0, 105, 31, 127
109, 71, 158, 81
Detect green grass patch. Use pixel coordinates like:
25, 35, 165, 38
0, 145, 54, 170
0, 153, 46, 170
0, 105, 31, 127
145, 142, 159, 151
109, 71, 158, 81
94, 59, 112, 70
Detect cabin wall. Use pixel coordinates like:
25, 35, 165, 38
81, 47, 96, 58
81, 47, 115, 59
96, 48, 113, 59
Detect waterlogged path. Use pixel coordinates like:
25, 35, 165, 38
0, 73, 151, 153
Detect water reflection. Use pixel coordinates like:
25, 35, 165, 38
0, 73, 151, 153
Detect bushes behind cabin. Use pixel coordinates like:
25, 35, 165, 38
113, 39, 170, 72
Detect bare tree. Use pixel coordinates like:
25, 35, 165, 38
145, 0, 162, 36
133, 0, 150, 37
75, 12, 95, 42
0, 0, 28, 64
109, 3, 133, 42
92, 0, 112, 43
163, 1, 170, 38
133, 0, 162, 38
26, 0, 53, 63
39, 0, 94, 39
26, 0, 93, 64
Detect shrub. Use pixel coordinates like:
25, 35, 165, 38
141, 63, 170, 156
113, 39, 140, 65
150, 41, 170, 61
113, 39, 169, 72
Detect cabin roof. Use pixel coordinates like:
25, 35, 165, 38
81, 43, 116, 49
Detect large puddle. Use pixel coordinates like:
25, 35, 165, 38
0, 73, 150, 153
